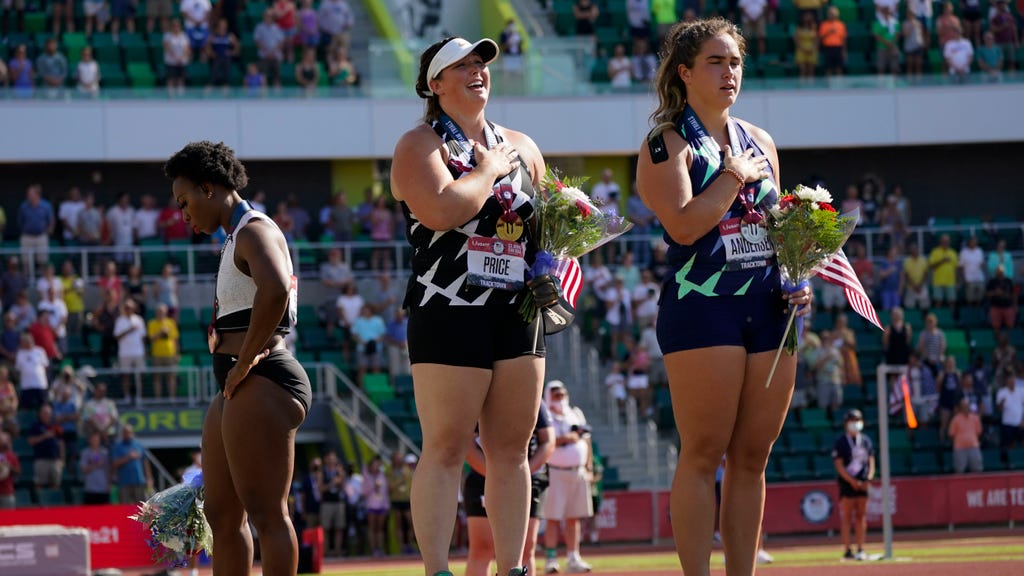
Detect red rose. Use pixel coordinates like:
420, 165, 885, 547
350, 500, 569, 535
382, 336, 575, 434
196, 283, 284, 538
819, 203, 837, 212
779, 195, 797, 210
575, 199, 591, 218
554, 179, 565, 191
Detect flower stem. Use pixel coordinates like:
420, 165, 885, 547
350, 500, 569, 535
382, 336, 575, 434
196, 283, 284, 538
765, 305, 798, 389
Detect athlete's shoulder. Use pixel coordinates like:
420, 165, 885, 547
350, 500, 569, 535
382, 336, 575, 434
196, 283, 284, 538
733, 117, 776, 150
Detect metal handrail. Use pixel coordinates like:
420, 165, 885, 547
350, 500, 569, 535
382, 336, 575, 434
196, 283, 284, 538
321, 363, 420, 459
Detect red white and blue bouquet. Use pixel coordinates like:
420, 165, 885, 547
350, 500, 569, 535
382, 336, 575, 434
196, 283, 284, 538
521, 168, 632, 337
129, 469, 212, 567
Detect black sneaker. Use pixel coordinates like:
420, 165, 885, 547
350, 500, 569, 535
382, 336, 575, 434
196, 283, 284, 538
843, 549, 855, 560
506, 568, 528, 576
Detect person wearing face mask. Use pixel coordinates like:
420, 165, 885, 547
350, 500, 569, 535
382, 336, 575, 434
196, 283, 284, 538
542, 381, 594, 574
831, 409, 874, 561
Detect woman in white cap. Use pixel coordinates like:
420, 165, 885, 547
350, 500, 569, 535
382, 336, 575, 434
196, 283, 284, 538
391, 36, 548, 576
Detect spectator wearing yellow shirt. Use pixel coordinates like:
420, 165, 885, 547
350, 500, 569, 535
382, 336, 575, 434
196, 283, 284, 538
60, 260, 86, 338
928, 234, 958, 310
147, 304, 180, 400
901, 242, 931, 309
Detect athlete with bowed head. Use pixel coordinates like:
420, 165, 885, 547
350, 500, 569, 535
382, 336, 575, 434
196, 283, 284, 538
635, 18, 812, 576
390, 37, 547, 576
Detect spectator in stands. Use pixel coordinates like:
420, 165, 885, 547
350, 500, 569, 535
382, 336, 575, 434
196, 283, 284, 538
251, 189, 268, 214
134, 194, 162, 244
631, 38, 658, 85
650, 0, 678, 46
832, 409, 874, 561
604, 276, 633, 358
318, 0, 354, 52
996, 370, 1024, 450
908, 0, 934, 35
125, 264, 147, 317
988, 238, 1014, 278
834, 314, 862, 387
877, 245, 902, 310
296, 0, 320, 50
632, 268, 660, 330
152, 262, 180, 320
9, 292, 35, 332
0, 367, 18, 437
355, 187, 375, 235
244, 62, 268, 93
388, 452, 415, 555
18, 185, 54, 269
287, 193, 311, 240
325, 193, 355, 242
362, 456, 389, 557
879, 196, 907, 249
627, 337, 653, 418
79, 431, 112, 505
0, 431, 19, 508
929, 234, 959, 310
30, 307, 62, 364
740, 0, 768, 56
873, 5, 902, 75
959, 235, 986, 306
76, 192, 103, 246
976, 30, 1006, 80
51, 384, 80, 463
159, 194, 190, 242
0, 59, 7, 88
590, 168, 621, 217
319, 451, 347, 556
344, 462, 366, 554
883, 306, 913, 366
81, 382, 119, 441
16, 332, 49, 411
163, 19, 192, 95
83, 0, 108, 36
7, 44, 34, 92
58, 187, 85, 245
110, 0, 137, 39
35, 38, 68, 91
573, 0, 600, 50
916, 312, 947, 375
148, 304, 180, 400
811, 330, 845, 415
902, 12, 926, 78
937, 2, 963, 48
986, 265, 1016, 331
943, 27, 974, 81
295, 46, 321, 91
383, 307, 410, 378
296, 457, 322, 533
107, 193, 136, 266
50, 365, 88, 409
272, 201, 296, 241
146, 0, 172, 34
937, 355, 962, 441
327, 45, 359, 88
608, 43, 633, 89
111, 423, 152, 504
335, 281, 363, 355
626, 182, 656, 266
1, 257, 25, 312
902, 242, 930, 310
41, 288, 68, 356
819, 7, 848, 77
990, 1, 1018, 72
960, 0, 984, 46
369, 196, 396, 270
92, 288, 121, 367
271, 0, 298, 63
626, 0, 651, 57
352, 304, 386, 387
181, 0, 213, 55
35, 263, 61, 301
0, 314, 18, 365
362, 273, 401, 322
543, 381, 593, 574
27, 403, 63, 489
499, 19, 525, 80
793, 11, 819, 81
320, 247, 354, 321
114, 299, 147, 402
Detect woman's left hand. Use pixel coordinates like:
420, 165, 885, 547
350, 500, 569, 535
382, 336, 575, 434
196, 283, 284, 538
784, 283, 813, 317
223, 349, 271, 399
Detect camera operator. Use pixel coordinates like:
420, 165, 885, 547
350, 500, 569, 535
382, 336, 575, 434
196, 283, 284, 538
542, 381, 594, 574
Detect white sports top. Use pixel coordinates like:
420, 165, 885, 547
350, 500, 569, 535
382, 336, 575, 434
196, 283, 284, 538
215, 209, 297, 333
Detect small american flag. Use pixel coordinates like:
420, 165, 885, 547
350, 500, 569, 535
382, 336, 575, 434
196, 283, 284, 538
554, 257, 583, 308
815, 250, 883, 331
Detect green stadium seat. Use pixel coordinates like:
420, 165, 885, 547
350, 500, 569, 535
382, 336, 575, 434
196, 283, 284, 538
1009, 450, 1024, 471
888, 428, 911, 451
800, 407, 832, 431
910, 451, 942, 475
121, 33, 150, 63
364, 373, 394, 404
982, 448, 1005, 472
37, 488, 66, 506
177, 307, 201, 329
186, 61, 210, 85
911, 427, 940, 451
780, 455, 814, 481
393, 373, 414, 395
295, 351, 318, 365
590, 57, 610, 83
24, 11, 47, 33
890, 451, 911, 476
296, 305, 320, 327
100, 62, 128, 87
127, 60, 156, 87
959, 307, 987, 329
786, 430, 819, 455
842, 384, 864, 407
813, 455, 837, 479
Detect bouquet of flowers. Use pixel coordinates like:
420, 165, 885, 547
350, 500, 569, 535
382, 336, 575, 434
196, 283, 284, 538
129, 469, 212, 568
520, 168, 632, 338
763, 185, 858, 385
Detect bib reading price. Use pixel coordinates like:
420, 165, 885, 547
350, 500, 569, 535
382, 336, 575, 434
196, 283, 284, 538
719, 217, 773, 271
467, 237, 526, 291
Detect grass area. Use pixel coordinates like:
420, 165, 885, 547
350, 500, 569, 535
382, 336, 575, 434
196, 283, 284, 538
314, 536, 1024, 575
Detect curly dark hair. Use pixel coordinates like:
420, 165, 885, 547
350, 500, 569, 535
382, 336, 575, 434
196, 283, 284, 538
164, 140, 249, 191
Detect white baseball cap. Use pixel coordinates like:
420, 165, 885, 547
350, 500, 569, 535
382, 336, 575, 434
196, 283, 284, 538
427, 37, 500, 88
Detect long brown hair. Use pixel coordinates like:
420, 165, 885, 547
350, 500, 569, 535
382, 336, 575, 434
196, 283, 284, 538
415, 37, 457, 123
650, 17, 746, 126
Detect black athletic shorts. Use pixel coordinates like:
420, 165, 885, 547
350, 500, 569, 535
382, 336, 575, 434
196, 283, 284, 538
213, 349, 312, 414
838, 478, 868, 499
408, 304, 545, 369
463, 469, 548, 519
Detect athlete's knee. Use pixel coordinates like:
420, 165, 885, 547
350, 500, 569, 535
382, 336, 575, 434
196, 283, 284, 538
204, 503, 247, 535
423, 432, 475, 468
246, 502, 291, 535
679, 435, 729, 476
726, 434, 776, 476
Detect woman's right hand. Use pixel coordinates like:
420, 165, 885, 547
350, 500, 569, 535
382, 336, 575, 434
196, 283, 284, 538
472, 140, 519, 178
723, 145, 771, 183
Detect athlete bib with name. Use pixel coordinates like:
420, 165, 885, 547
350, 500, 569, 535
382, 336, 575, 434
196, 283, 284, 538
466, 237, 526, 291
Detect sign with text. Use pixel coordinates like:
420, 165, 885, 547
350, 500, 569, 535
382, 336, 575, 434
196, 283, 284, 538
119, 408, 206, 435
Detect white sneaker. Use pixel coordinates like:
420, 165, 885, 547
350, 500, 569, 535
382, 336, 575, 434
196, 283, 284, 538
757, 549, 774, 564
566, 557, 592, 573
855, 550, 868, 561
545, 559, 560, 574
713, 530, 722, 542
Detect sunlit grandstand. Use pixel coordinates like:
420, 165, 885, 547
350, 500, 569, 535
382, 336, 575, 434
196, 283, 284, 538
0, 0, 1022, 574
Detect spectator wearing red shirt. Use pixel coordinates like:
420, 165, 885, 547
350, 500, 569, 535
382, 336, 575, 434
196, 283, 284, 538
29, 310, 61, 362
158, 195, 190, 242
989, 0, 1018, 71
272, 0, 298, 62
97, 260, 123, 301
0, 431, 21, 508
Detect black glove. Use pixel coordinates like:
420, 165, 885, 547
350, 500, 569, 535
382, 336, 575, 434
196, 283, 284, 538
527, 274, 575, 335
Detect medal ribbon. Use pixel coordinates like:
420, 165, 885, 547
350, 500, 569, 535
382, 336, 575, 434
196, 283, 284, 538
679, 105, 766, 225
439, 113, 519, 224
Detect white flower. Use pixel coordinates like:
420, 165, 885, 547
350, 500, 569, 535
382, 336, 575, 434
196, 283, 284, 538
559, 185, 589, 203
159, 535, 185, 552
793, 184, 832, 205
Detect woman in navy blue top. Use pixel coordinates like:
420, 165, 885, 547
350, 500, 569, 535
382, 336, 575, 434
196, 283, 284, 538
635, 17, 812, 576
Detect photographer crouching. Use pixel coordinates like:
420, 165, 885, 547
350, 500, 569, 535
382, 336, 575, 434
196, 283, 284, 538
542, 381, 594, 573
